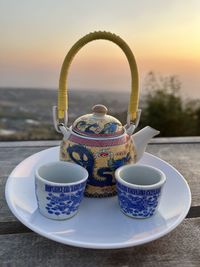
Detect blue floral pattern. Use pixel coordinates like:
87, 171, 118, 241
45, 181, 86, 217
117, 182, 162, 218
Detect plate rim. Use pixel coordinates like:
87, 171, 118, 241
5, 147, 192, 249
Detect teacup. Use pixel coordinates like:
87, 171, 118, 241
115, 164, 166, 218
35, 161, 88, 220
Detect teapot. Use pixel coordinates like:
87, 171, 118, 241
53, 31, 159, 198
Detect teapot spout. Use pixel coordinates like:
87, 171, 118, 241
132, 126, 160, 162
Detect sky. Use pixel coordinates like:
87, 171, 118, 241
0, 0, 200, 98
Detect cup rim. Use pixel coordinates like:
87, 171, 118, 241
115, 164, 166, 189
35, 161, 88, 186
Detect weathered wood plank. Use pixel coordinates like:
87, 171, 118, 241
0, 221, 31, 235
0, 140, 60, 148
150, 136, 200, 144
0, 218, 199, 267
0, 136, 200, 148
146, 143, 200, 207
0, 147, 52, 222
187, 206, 200, 218
0, 143, 199, 224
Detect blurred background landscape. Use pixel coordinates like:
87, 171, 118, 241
0, 86, 130, 140
1, 72, 200, 140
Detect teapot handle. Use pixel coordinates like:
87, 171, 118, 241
55, 31, 140, 131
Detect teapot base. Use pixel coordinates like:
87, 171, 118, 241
84, 184, 117, 198
84, 191, 117, 198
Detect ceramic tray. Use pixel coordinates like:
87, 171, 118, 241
5, 147, 191, 249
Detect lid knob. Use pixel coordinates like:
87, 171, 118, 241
92, 104, 108, 115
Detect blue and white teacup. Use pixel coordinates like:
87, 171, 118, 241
115, 164, 166, 218
35, 161, 88, 220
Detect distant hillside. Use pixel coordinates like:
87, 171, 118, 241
0, 88, 132, 140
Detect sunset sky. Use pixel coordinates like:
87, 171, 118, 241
0, 0, 199, 98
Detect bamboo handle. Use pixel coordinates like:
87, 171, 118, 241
58, 31, 139, 123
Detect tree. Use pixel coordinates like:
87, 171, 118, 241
139, 72, 200, 136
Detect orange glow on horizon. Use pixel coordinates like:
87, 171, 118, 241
0, 0, 199, 97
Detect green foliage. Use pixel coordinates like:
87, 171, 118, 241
139, 72, 200, 137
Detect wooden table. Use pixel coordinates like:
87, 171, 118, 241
0, 138, 200, 266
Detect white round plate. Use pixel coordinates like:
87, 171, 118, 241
5, 147, 191, 249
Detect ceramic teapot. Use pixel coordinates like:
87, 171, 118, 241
53, 31, 159, 198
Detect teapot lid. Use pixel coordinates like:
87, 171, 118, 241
72, 104, 124, 137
